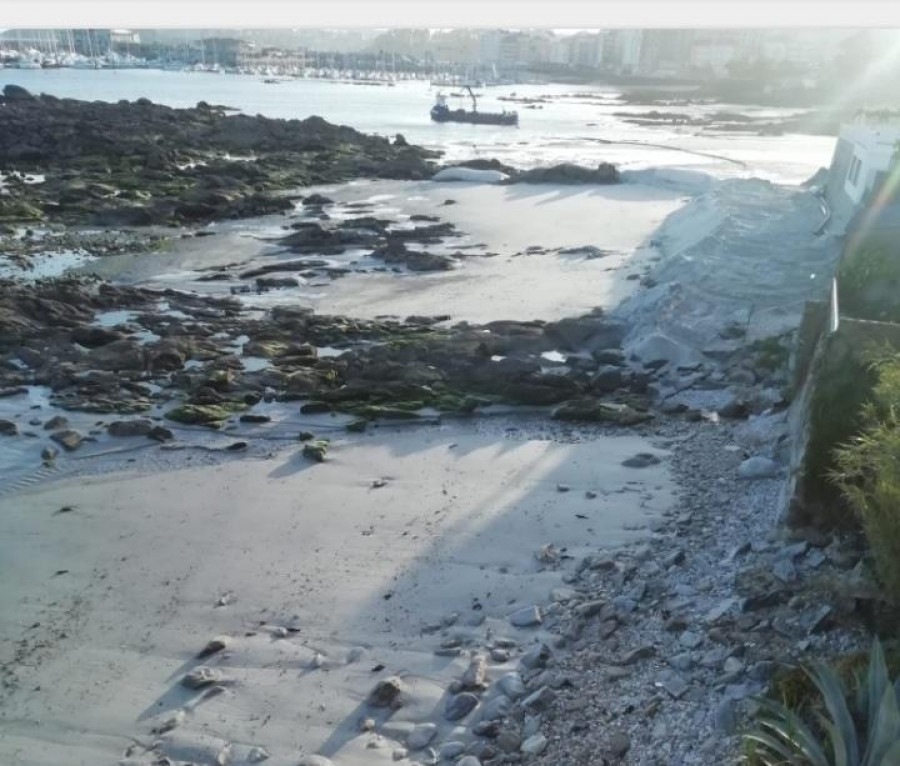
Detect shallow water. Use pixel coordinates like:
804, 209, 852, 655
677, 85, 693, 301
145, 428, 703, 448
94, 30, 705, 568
1, 69, 835, 183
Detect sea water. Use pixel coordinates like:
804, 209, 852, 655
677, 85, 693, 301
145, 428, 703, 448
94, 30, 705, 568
1, 68, 835, 182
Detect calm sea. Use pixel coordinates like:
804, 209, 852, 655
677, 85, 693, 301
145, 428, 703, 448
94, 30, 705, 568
1, 68, 835, 182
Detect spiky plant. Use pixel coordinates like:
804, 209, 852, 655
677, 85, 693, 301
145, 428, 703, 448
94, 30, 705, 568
742, 640, 900, 765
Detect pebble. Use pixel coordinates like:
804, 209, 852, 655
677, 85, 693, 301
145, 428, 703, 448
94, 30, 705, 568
461, 655, 488, 689
497, 671, 526, 699
509, 605, 542, 628
359, 717, 375, 732
479, 694, 512, 721
655, 669, 689, 699
490, 648, 510, 663
608, 732, 631, 757
440, 741, 466, 760
407, 723, 437, 750
297, 757, 334, 766
196, 636, 229, 659
619, 645, 655, 665
714, 698, 737, 734
497, 728, 522, 752
520, 734, 548, 755
445, 692, 479, 721
622, 452, 661, 468
182, 666, 221, 689
522, 685, 556, 711
737, 456, 779, 479
520, 643, 551, 669
456, 758, 482, 766
679, 630, 704, 649
522, 714, 542, 738
556, 483, 570, 492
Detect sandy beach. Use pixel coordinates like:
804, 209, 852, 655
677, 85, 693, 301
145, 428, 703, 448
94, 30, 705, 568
0, 71, 856, 766
0, 419, 671, 766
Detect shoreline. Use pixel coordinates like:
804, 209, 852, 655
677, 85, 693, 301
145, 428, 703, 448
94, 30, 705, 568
0, 80, 857, 766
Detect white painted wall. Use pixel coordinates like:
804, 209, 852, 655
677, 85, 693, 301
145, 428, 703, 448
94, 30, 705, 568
840, 123, 900, 205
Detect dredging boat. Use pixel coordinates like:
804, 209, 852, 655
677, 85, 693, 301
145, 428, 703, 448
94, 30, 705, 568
430, 87, 518, 127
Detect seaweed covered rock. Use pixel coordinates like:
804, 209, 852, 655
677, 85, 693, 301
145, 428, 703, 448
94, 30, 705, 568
552, 398, 652, 425
0, 94, 440, 225
302, 440, 330, 463
511, 162, 620, 185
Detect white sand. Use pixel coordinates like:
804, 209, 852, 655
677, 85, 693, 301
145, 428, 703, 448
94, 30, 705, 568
309, 180, 687, 323
84, 179, 687, 325
0, 420, 672, 766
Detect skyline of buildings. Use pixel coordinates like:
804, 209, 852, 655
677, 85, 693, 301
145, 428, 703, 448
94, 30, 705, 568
1, 28, 898, 85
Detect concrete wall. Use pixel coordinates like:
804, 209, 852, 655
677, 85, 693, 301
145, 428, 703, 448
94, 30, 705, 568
781, 303, 900, 526
825, 136, 858, 230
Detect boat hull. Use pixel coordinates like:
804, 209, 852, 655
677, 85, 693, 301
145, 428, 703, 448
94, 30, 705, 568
430, 106, 518, 126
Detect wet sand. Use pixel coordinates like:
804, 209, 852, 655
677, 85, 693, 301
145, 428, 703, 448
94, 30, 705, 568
84, 179, 688, 324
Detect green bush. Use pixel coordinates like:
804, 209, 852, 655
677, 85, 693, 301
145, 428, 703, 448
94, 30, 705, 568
838, 244, 900, 324
831, 348, 900, 594
742, 640, 900, 765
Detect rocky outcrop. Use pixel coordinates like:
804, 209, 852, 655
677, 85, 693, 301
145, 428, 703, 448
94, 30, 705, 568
510, 163, 620, 185
0, 87, 440, 226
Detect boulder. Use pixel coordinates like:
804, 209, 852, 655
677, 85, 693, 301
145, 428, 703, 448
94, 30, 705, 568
165, 403, 241, 425
590, 365, 625, 393
302, 440, 329, 462
108, 419, 153, 437
445, 692, 479, 721
0, 419, 17, 435
432, 167, 509, 184
71, 325, 125, 348
738, 456, 779, 479
512, 162, 619, 184
50, 429, 83, 451
367, 676, 402, 708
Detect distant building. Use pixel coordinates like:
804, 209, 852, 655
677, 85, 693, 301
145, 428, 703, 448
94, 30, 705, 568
110, 30, 140, 46
605, 30, 643, 74
567, 32, 605, 69
637, 30, 694, 77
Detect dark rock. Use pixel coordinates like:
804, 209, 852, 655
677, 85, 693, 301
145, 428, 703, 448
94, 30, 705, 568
553, 399, 652, 425
50, 429, 83, 451
512, 163, 619, 184
368, 676, 403, 708
3, 84, 35, 101
621, 452, 661, 468
148, 426, 174, 442
0, 419, 17, 435
590, 365, 625, 392
43, 415, 69, 430
445, 692, 479, 721
71, 325, 124, 348
108, 419, 153, 437
303, 193, 334, 207
718, 398, 750, 419
239, 413, 272, 423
